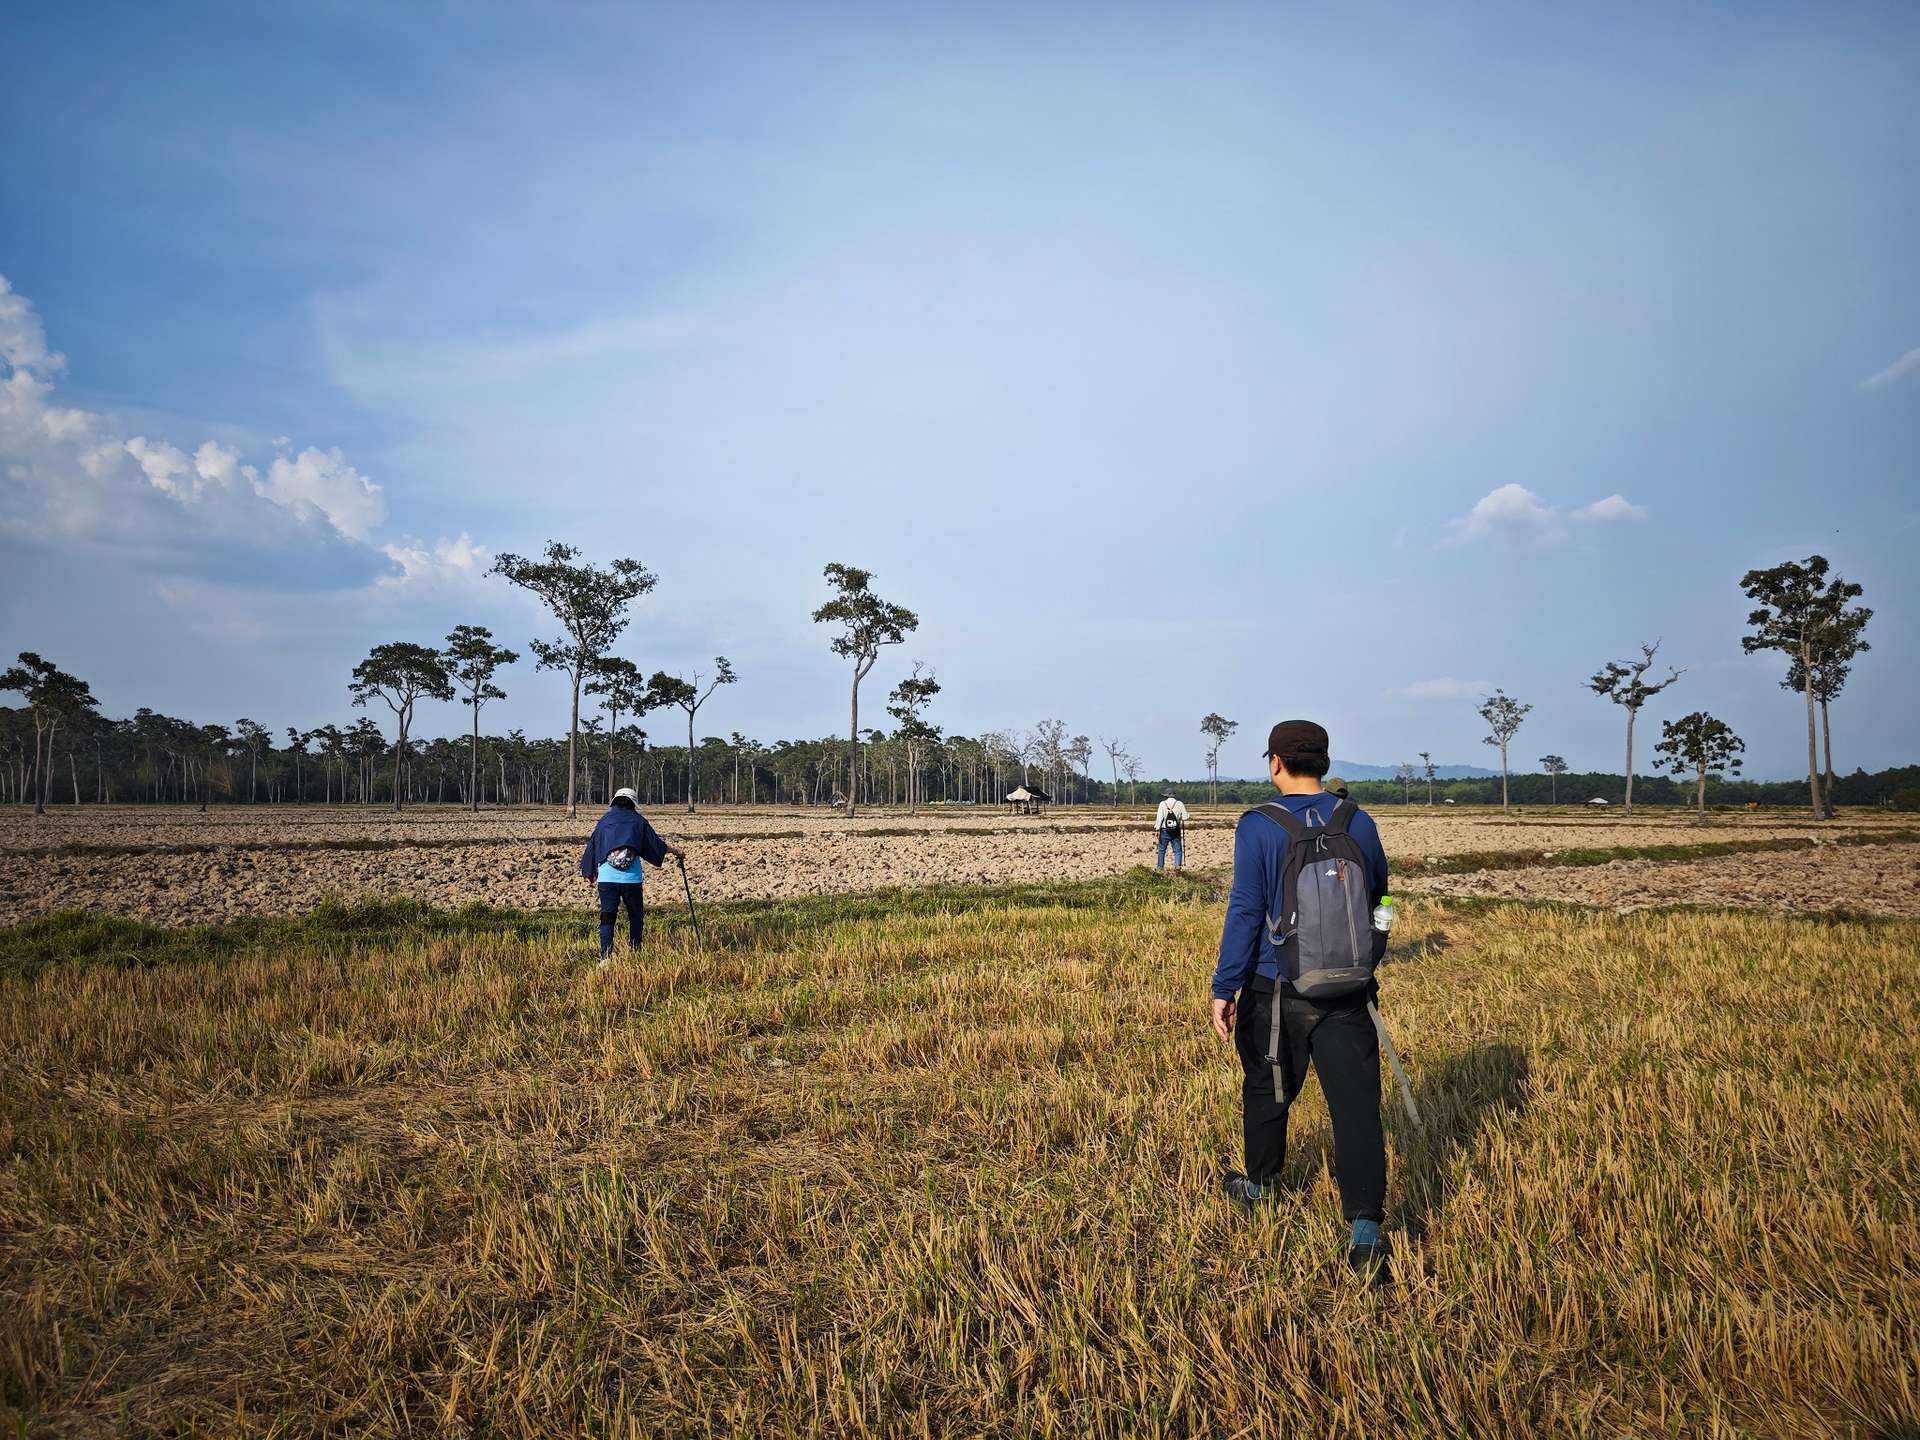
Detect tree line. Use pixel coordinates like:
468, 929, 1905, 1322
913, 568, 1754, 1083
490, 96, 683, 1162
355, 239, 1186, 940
1191, 554, 1869, 822
1176, 556, 1872, 820
0, 551, 1881, 818
0, 548, 1142, 815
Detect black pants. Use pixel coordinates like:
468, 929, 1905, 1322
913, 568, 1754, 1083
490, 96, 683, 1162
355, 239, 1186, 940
1233, 983, 1385, 1222
597, 882, 644, 955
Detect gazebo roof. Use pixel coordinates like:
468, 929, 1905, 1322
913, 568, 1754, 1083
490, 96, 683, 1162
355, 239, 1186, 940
1005, 785, 1051, 802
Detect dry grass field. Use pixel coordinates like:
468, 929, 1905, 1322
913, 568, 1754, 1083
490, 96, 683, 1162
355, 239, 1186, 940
3, 807, 1919, 1436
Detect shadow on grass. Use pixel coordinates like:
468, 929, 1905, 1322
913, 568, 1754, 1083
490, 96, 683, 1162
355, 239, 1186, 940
1394, 1041, 1532, 1242
1389, 930, 1452, 964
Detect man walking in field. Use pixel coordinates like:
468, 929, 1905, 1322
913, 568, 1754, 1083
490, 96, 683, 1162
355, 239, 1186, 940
580, 787, 686, 967
1154, 789, 1188, 871
1210, 719, 1392, 1280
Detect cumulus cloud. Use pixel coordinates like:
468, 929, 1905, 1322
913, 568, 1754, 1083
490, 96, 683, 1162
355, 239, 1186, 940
0, 273, 412, 589
192, 440, 253, 491
125, 436, 196, 498
1389, 676, 1494, 701
1860, 347, 1920, 390
260, 445, 386, 539
0, 275, 61, 375
1449, 484, 1650, 542
1571, 493, 1647, 522
380, 530, 491, 587
1448, 484, 1559, 542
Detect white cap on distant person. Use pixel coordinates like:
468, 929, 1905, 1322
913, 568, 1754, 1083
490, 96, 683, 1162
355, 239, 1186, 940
614, 787, 638, 803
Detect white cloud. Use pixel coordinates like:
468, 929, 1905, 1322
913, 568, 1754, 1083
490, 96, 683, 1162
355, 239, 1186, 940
380, 530, 490, 586
1571, 493, 1648, 522
0, 275, 61, 376
259, 446, 386, 539
1389, 676, 1494, 701
1860, 347, 1920, 390
192, 440, 253, 491
0, 272, 415, 589
125, 436, 196, 498
1448, 483, 1559, 542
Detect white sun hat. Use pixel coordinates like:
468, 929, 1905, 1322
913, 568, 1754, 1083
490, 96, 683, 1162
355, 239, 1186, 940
613, 787, 639, 803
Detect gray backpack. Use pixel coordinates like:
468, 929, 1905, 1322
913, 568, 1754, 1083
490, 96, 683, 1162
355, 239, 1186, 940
1250, 800, 1376, 1000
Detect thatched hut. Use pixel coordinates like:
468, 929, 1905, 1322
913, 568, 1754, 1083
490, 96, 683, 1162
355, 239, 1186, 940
1004, 784, 1051, 816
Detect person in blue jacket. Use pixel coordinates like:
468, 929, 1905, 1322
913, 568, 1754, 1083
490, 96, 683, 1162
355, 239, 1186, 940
1209, 719, 1392, 1279
579, 787, 685, 965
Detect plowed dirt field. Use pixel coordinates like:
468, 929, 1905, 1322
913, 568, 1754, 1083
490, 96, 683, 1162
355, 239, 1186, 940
2, 804, 1911, 924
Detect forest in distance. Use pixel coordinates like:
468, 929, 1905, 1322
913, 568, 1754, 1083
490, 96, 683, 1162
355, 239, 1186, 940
3, 700, 1915, 816
1, 548, 1888, 816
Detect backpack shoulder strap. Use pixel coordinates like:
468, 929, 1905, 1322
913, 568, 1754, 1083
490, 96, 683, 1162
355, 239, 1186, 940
1323, 798, 1357, 836
1247, 803, 1308, 838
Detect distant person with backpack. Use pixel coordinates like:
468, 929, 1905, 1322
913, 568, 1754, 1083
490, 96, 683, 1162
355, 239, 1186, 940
1154, 790, 1188, 871
1209, 719, 1393, 1280
579, 787, 686, 967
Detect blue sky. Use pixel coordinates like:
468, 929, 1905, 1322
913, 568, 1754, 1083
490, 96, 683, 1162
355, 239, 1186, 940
2, 1, 1914, 777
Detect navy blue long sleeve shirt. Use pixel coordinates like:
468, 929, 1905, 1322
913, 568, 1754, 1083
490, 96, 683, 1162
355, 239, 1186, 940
579, 806, 670, 880
1211, 792, 1390, 1001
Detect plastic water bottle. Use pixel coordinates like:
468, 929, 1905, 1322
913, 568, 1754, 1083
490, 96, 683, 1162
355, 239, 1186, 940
1371, 896, 1395, 934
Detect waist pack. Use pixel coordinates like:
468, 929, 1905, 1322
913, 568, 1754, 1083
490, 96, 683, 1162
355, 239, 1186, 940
606, 846, 637, 872
1249, 799, 1375, 1000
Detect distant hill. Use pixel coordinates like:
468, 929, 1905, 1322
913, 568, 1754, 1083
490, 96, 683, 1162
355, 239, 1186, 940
1326, 761, 1499, 781
1216, 762, 1499, 781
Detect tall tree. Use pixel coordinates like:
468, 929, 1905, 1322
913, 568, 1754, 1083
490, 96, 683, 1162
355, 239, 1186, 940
196, 723, 232, 811
1029, 719, 1068, 801
1119, 751, 1143, 806
1418, 751, 1437, 806
234, 718, 271, 802
729, 731, 749, 804
1654, 711, 1745, 814
1477, 689, 1531, 811
886, 662, 941, 813
285, 728, 311, 804
812, 564, 917, 819
491, 542, 657, 816
1395, 762, 1418, 804
1783, 581, 1871, 819
445, 625, 518, 812
1587, 640, 1684, 813
1199, 713, 1238, 804
1539, 754, 1569, 805
1069, 734, 1094, 805
1100, 737, 1127, 807
0, 653, 96, 816
1742, 556, 1851, 822
349, 642, 454, 812
644, 658, 737, 813
586, 656, 646, 802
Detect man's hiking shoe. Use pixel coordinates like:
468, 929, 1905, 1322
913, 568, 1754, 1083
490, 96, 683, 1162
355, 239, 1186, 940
597, 955, 613, 969
1221, 1171, 1280, 1209
1347, 1239, 1391, 1287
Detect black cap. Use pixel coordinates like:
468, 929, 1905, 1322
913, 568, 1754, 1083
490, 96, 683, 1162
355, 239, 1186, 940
1265, 719, 1330, 762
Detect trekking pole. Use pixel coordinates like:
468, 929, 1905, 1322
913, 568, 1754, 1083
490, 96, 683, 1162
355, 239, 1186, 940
677, 854, 703, 946
1368, 1001, 1422, 1127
